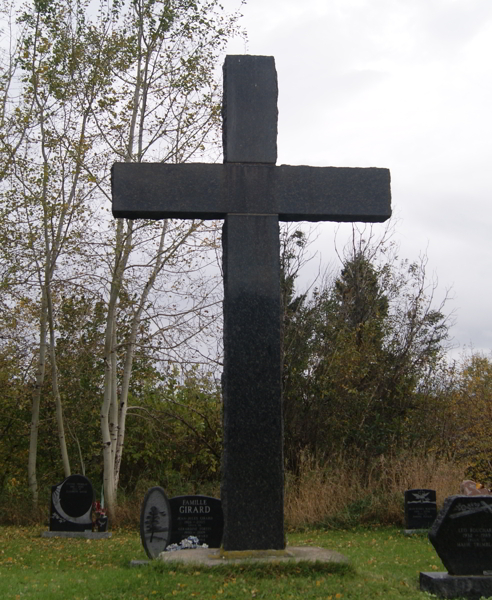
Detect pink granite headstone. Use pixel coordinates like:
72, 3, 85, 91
460, 480, 492, 496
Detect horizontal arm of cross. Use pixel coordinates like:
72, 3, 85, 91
112, 162, 391, 223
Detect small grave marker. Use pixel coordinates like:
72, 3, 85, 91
169, 495, 223, 548
404, 489, 437, 531
49, 474, 93, 532
420, 495, 492, 599
140, 487, 172, 559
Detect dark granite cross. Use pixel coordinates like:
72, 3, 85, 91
112, 55, 391, 551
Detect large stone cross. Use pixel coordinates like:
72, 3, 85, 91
112, 55, 391, 551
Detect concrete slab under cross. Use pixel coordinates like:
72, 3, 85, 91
112, 54, 391, 551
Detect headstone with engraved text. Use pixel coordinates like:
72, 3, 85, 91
404, 489, 437, 530
420, 495, 492, 599
169, 495, 223, 548
49, 474, 93, 532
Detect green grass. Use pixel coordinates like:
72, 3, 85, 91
0, 525, 450, 599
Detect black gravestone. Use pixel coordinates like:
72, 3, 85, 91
50, 474, 93, 532
169, 495, 223, 548
429, 495, 492, 575
404, 489, 437, 530
420, 495, 492, 599
140, 487, 172, 559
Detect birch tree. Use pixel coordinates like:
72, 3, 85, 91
0, 0, 35, 180
92, 0, 236, 518
0, 0, 239, 511
3, 0, 115, 503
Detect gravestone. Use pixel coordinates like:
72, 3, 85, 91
420, 495, 492, 598
460, 480, 492, 496
140, 486, 172, 559
112, 54, 391, 551
49, 474, 93, 532
404, 489, 437, 531
169, 495, 223, 548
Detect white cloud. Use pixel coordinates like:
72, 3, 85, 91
221, 0, 492, 354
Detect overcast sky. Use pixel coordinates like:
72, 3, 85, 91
220, 0, 492, 358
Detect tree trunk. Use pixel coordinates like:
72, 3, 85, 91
47, 287, 71, 478
27, 289, 48, 506
101, 218, 133, 519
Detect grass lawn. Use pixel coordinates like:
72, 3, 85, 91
0, 525, 449, 599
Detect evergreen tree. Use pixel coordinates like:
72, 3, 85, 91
282, 228, 451, 475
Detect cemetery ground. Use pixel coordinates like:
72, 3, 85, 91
0, 525, 452, 600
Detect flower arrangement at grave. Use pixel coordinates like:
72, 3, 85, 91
92, 501, 108, 532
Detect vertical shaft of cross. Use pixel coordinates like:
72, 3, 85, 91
221, 215, 284, 550
221, 56, 285, 550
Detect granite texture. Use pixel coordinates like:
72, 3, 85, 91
50, 474, 93, 532
169, 496, 223, 548
429, 495, 492, 575
111, 54, 392, 552
420, 572, 492, 599
461, 480, 492, 496
404, 489, 437, 530
140, 486, 172, 559
222, 55, 278, 164
111, 163, 391, 222
221, 214, 284, 550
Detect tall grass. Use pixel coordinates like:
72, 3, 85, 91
284, 452, 465, 529
1, 453, 465, 529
